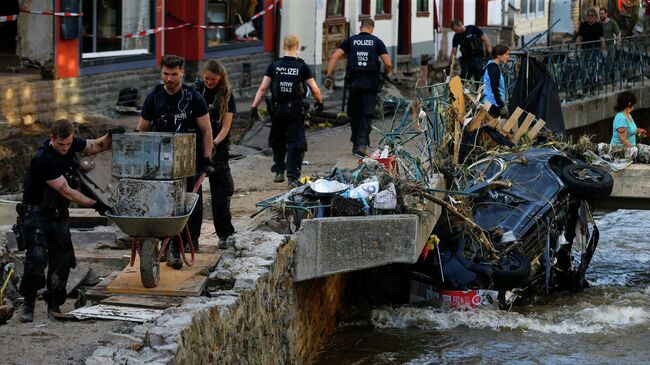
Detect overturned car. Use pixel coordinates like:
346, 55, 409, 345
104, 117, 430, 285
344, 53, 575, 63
411, 147, 614, 307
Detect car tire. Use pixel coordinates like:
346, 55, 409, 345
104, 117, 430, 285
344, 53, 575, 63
492, 250, 531, 289
561, 164, 614, 199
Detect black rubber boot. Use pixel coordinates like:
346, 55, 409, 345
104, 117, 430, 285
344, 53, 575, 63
166, 241, 183, 270
354, 144, 368, 156
218, 238, 228, 249
20, 295, 36, 323
47, 303, 61, 320
183, 238, 199, 253
288, 178, 300, 188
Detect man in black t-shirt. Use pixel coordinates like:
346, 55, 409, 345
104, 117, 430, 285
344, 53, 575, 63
450, 19, 491, 81
138, 55, 213, 269
325, 18, 392, 156
577, 8, 606, 50
251, 35, 324, 187
18, 119, 115, 322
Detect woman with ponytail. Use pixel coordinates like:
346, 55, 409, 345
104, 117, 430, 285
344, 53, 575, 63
196, 59, 236, 249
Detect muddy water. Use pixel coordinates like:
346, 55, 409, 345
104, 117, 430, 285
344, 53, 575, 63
315, 210, 650, 364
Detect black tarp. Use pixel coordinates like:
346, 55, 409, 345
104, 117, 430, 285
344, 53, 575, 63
508, 55, 566, 135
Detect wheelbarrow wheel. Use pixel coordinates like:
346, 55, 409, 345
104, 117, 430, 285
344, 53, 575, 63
140, 238, 160, 288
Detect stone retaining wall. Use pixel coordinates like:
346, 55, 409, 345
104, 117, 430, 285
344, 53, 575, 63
0, 52, 271, 125
561, 84, 650, 130
0, 70, 159, 125
86, 230, 347, 365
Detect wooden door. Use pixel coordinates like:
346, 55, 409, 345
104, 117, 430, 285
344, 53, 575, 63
398, 0, 412, 55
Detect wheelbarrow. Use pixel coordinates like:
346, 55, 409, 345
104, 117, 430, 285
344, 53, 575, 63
106, 175, 205, 288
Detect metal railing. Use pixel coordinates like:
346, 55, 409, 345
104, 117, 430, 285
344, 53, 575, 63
371, 36, 650, 168
508, 35, 650, 102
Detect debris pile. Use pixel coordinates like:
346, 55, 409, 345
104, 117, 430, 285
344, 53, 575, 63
259, 72, 617, 307
412, 76, 616, 306
0, 236, 19, 324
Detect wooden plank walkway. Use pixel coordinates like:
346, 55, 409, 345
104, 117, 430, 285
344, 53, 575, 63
106, 253, 220, 297
100, 295, 184, 309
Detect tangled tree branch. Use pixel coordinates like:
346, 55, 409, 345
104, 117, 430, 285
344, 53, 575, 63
404, 182, 499, 260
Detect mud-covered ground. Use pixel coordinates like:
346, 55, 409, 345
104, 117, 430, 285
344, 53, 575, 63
0, 115, 141, 193
0, 112, 254, 194
0, 85, 371, 363
0, 257, 140, 365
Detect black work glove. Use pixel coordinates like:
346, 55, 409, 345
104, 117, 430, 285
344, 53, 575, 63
314, 101, 324, 113
198, 156, 215, 176
323, 75, 334, 90
250, 107, 260, 122
92, 201, 113, 216
107, 126, 126, 136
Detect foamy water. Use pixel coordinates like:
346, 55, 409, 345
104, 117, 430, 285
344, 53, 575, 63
316, 210, 650, 364
370, 303, 650, 334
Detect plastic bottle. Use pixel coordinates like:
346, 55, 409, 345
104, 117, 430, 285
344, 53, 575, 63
380, 145, 389, 158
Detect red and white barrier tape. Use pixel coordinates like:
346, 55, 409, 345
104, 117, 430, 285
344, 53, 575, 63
90, 1, 279, 38
20, 8, 83, 17
195, 1, 278, 29
0, 14, 18, 23
0, 8, 82, 22
83, 23, 191, 39
7, 1, 279, 37
122, 23, 190, 39
2, 0, 277, 25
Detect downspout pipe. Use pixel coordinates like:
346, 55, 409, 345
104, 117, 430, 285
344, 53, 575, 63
273, 0, 281, 60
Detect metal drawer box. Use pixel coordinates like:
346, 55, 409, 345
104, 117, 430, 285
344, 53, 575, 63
112, 132, 196, 180
112, 178, 187, 217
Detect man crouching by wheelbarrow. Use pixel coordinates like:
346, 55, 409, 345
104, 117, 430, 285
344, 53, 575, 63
18, 119, 118, 322
137, 55, 214, 270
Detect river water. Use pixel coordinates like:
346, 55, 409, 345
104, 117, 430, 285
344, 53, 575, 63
315, 210, 650, 364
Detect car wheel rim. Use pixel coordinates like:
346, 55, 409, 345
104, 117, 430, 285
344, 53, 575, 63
571, 167, 604, 183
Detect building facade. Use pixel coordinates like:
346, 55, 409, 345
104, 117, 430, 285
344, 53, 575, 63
0, 0, 518, 124
278, 1, 511, 81
0, 0, 277, 124
10, 0, 277, 78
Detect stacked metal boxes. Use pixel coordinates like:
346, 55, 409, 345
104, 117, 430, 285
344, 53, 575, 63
111, 132, 196, 217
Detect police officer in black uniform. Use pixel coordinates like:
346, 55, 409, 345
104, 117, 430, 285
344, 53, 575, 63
138, 55, 213, 269
250, 35, 324, 187
195, 59, 236, 250
325, 18, 392, 156
18, 119, 116, 322
449, 19, 492, 82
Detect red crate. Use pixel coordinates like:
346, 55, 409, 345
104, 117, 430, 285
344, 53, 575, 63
375, 156, 396, 175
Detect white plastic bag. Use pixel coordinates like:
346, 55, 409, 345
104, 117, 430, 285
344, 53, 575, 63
373, 183, 397, 210
348, 179, 379, 200
309, 179, 350, 194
